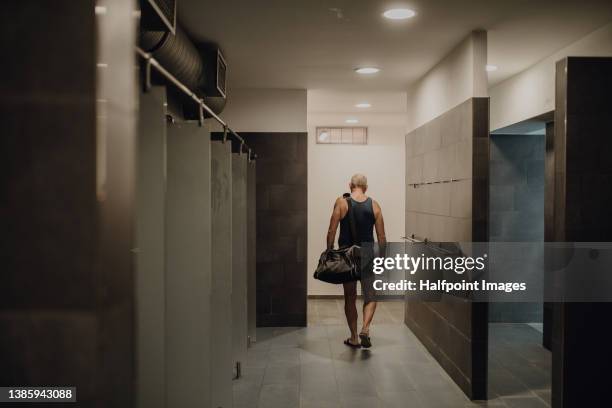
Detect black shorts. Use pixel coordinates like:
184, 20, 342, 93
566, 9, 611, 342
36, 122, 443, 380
359, 244, 377, 304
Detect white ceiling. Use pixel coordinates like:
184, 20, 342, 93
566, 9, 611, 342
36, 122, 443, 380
179, 0, 612, 90
307, 90, 407, 113
307, 90, 408, 127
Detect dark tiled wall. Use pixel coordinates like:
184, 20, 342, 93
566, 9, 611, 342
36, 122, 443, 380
404, 98, 489, 400
405, 100, 474, 242
490, 134, 545, 242
242, 133, 308, 327
489, 134, 545, 323
550, 57, 612, 407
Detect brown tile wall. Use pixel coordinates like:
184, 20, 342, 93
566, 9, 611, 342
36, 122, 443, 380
404, 98, 489, 400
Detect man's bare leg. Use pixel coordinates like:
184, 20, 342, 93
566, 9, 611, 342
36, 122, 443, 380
361, 301, 377, 335
343, 281, 359, 344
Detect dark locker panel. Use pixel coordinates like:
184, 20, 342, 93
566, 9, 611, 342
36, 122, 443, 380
551, 57, 612, 408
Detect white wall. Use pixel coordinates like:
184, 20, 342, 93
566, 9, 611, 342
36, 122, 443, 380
490, 22, 612, 131
307, 91, 406, 296
406, 31, 488, 133
220, 88, 307, 132
403, 28, 489, 244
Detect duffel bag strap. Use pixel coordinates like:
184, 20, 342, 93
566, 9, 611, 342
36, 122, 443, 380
345, 197, 358, 246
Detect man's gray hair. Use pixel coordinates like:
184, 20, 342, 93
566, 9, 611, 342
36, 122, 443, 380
350, 173, 368, 189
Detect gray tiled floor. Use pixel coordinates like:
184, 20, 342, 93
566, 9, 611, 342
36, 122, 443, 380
488, 323, 551, 407
234, 299, 551, 408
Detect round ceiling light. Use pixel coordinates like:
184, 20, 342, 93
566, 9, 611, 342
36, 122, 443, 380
355, 67, 380, 74
345, 118, 359, 124
355, 102, 371, 108
383, 8, 416, 20
486, 64, 498, 72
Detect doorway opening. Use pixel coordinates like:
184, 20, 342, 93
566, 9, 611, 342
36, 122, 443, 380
488, 115, 552, 406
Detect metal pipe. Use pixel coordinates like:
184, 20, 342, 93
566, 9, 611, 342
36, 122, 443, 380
136, 47, 256, 161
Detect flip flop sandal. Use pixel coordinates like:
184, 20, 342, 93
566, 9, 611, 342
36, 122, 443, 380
344, 338, 361, 348
359, 333, 372, 348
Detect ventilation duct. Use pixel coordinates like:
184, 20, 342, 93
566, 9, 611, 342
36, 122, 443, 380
140, 28, 204, 92
139, 23, 227, 116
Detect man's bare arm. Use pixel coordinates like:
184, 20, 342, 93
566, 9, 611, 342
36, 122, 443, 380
373, 200, 387, 252
326, 197, 344, 249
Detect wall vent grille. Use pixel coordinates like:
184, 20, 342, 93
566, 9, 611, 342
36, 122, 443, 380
316, 127, 368, 144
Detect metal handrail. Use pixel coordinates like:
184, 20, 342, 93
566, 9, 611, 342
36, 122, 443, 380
136, 46, 256, 162
401, 235, 424, 243
401, 235, 456, 255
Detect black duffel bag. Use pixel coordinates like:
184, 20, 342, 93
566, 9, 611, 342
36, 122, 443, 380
314, 197, 361, 284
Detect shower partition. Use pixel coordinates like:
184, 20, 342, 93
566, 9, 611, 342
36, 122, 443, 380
247, 162, 258, 343
165, 121, 212, 407
136, 86, 168, 408
211, 140, 234, 406
232, 152, 249, 378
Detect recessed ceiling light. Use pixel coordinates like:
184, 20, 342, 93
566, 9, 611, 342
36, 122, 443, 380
383, 8, 416, 20
355, 102, 371, 108
486, 64, 498, 72
355, 67, 380, 75
346, 118, 359, 124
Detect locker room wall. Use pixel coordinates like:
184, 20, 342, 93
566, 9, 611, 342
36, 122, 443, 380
404, 31, 489, 400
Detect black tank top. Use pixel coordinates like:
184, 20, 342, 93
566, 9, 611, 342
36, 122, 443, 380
338, 197, 375, 247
